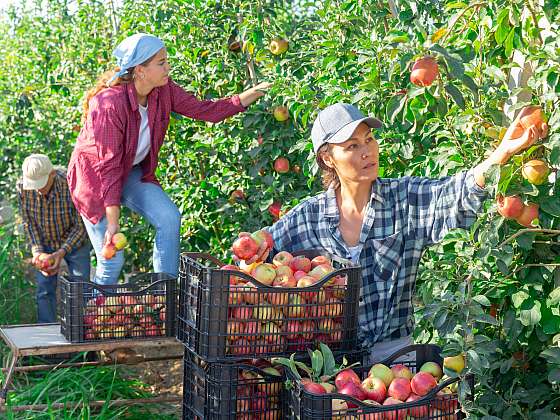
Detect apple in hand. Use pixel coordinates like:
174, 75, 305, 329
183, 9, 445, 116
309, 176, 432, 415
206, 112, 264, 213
102, 243, 116, 260
111, 232, 127, 250
232, 236, 258, 260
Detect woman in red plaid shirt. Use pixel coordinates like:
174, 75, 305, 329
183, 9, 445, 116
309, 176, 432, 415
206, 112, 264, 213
68, 33, 269, 284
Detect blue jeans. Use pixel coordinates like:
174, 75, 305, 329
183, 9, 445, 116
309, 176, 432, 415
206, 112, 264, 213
82, 166, 181, 285
36, 242, 91, 323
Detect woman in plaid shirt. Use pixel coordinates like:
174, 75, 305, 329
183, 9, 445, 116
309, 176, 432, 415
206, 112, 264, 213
68, 33, 269, 285
256, 103, 547, 362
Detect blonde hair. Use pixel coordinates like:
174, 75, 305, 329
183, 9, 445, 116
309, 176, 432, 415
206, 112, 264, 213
81, 54, 159, 124
317, 143, 340, 190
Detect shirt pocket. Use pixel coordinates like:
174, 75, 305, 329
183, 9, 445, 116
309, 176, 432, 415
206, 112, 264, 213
370, 231, 404, 283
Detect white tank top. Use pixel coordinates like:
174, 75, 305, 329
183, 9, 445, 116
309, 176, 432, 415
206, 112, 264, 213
134, 103, 151, 165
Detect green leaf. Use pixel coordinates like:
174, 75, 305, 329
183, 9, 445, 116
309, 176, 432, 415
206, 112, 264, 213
548, 368, 560, 384
504, 28, 515, 57
386, 94, 407, 124
519, 300, 541, 326
495, 9, 510, 45
541, 347, 560, 364
319, 342, 336, 376
512, 291, 529, 308
516, 232, 537, 250
445, 84, 465, 109
473, 295, 491, 306
548, 288, 560, 306
541, 197, 560, 217
311, 350, 324, 380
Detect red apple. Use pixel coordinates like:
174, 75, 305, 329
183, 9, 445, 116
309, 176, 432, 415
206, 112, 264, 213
274, 157, 290, 174
335, 369, 361, 390
311, 255, 331, 268
405, 393, 429, 418
252, 230, 274, 250
303, 381, 327, 394
232, 236, 259, 260
361, 376, 386, 403
382, 397, 407, 420
102, 243, 116, 260
410, 371, 437, 396
387, 377, 411, 401
496, 195, 524, 219
338, 380, 366, 408
268, 202, 282, 219
273, 265, 296, 287
290, 256, 312, 273
272, 251, 293, 267
294, 270, 307, 281
516, 202, 539, 227
410, 56, 439, 87
391, 364, 413, 381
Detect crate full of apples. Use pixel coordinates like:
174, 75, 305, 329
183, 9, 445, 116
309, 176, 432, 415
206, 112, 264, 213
284, 344, 471, 419
177, 230, 362, 362
182, 349, 285, 420
59, 272, 177, 343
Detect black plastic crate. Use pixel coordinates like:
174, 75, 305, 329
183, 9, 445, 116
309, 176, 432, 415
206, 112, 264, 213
177, 250, 361, 362
60, 273, 177, 342
286, 344, 473, 419
182, 348, 286, 419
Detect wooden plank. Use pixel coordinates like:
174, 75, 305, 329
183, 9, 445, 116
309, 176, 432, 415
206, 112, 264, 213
0, 323, 179, 356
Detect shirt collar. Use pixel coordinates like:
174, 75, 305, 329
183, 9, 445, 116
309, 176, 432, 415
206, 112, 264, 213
323, 180, 385, 219
126, 82, 159, 113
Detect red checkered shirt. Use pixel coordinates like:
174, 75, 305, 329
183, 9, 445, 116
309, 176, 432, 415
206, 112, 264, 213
68, 78, 246, 223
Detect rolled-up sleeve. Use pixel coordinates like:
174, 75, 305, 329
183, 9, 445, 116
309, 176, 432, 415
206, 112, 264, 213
90, 97, 125, 207
169, 80, 246, 123
407, 169, 488, 246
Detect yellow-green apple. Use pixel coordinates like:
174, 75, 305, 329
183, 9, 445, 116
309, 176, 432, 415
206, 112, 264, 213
368, 364, 394, 387
274, 157, 290, 174
522, 159, 549, 185
338, 380, 367, 407
272, 251, 293, 267
268, 201, 282, 219
303, 381, 327, 394
283, 294, 304, 318
497, 194, 524, 219
439, 375, 458, 392
232, 235, 259, 260
410, 56, 439, 87
273, 106, 289, 121
335, 368, 361, 390
382, 397, 407, 420
405, 393, 428, 417
290, 256, 312, 273
388, 377, 411, 401
391, 364, 413, 381
309, 263, 334, 281
252, 229, 274, 250
261, 322, 282, 343
253, 303, 279, 321
443, 354, 465, 374
273, 265, 296, 287
311, 255, 331, 268
410, 371, 437, 396
420, 361, 443, 380
361, 376, 386, 403
102, 243, 116, 260
269, 38, 288, 55
111, 233, 127, 250
252, 263, 277, 286
516, 202, 539, 227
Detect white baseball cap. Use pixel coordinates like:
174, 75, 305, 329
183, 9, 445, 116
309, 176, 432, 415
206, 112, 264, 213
22, 154, 53, 190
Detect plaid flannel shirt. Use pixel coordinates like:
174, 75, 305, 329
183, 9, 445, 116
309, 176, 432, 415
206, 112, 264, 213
18, 169, 88, 255
268, 169, 487, 347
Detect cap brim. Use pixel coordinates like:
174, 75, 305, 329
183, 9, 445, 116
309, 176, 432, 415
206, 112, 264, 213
328, 117, 382, 145
23, 176, 49, 190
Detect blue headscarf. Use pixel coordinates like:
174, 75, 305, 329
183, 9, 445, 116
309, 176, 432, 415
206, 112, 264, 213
107, 33, 165, 86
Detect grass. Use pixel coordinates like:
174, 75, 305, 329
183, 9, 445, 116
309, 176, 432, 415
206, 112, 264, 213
0, 224, 180, 419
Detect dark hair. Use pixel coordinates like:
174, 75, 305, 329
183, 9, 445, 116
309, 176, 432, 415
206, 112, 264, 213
317, 143, 340, 190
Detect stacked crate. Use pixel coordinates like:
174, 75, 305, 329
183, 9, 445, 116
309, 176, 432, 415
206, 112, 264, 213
177, 250, 362, 419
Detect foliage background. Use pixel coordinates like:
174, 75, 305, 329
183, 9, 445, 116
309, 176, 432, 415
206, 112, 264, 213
1, 0, 559, 418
